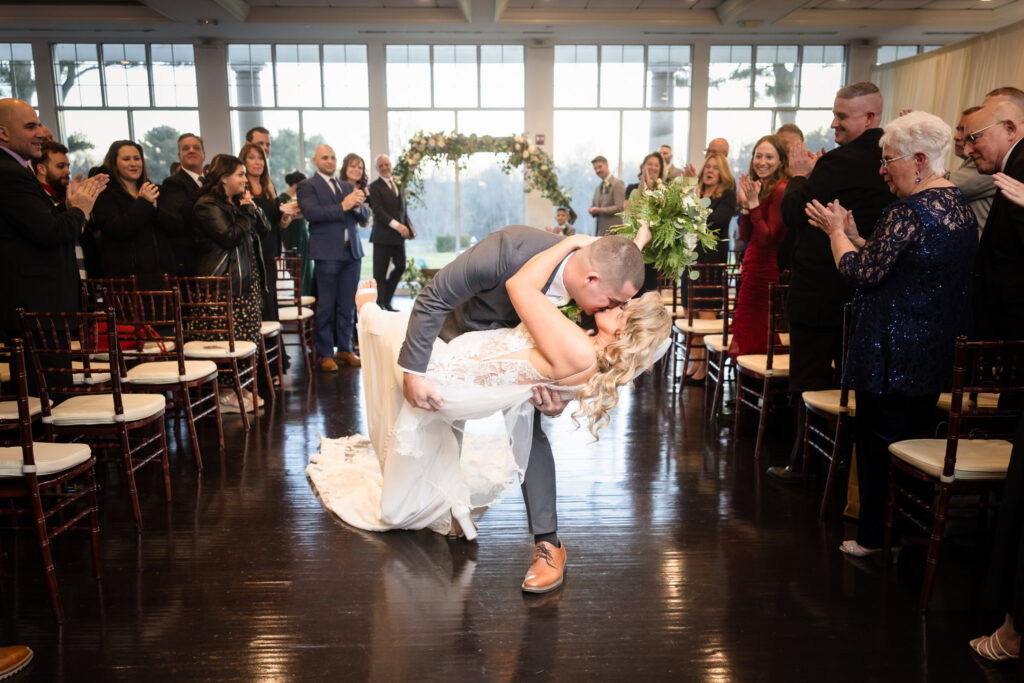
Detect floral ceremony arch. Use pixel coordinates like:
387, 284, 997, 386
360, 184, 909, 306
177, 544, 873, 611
392, 131, 577, 223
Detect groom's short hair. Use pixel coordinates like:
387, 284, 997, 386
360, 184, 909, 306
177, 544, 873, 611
584, 236, 645, 291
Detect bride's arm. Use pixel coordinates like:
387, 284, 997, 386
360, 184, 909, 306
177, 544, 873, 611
507, 234, 598, 379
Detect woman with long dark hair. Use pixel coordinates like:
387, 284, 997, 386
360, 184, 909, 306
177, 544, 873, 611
91, 140, 177, 288
191, 153, 269, 413
728, 135, 791, 358
624, 152, 666, 293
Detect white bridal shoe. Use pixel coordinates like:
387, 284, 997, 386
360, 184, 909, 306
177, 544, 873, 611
450, 504, 478, 542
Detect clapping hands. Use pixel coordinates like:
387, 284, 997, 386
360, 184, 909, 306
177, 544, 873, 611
736, 173, 761, 210
788, 140, 822, 177
66, 172, 108, 215
805, 199, 856, 239
139, 181, 160, 207
994, 172, 1024, 209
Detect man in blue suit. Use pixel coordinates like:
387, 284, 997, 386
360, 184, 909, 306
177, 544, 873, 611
297, 144, 369, 372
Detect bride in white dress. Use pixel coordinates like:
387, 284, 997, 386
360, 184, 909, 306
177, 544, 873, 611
307, 228, 670, 538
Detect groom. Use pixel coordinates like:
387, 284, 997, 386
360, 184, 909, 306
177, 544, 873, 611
398, 225, 645, 593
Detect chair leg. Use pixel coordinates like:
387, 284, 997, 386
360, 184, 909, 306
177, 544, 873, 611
86, 465, 102, 579
180, 386, 204, 471
158, 419, 172, 502
30, 480, 64, 623
250, 356, 260, 419
800, 409, 813, 488
118, 426, 144, 534
920, 484, 953, 612
228, 360, 250, 431
882, 460, 897, 566
753, 378, 770, 460
819, 417, 847, 523
734, 371, 744, 432
211, 378, 225, 449
276, 333, 285, 388
258, 335, 275, 402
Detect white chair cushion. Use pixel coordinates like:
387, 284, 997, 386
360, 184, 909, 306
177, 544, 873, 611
705, 334, 725, 352
0, 362, 8, 383
71, 361, 111, 385
736, 353, 790, 377
936, 392, 1000, 412
0, 397, 42, 420
779, 333, 790, 346
49, 393, 165, 425
0, 442, 92, 478
278, 295, 316, 307
673, 318, 724, 334
889, 438, 1012, 481
126, 360, 218, 385
183, 340, 257, 359
802, 389, 856, 416
260, 321, 282, 336
279, 306, 314, 321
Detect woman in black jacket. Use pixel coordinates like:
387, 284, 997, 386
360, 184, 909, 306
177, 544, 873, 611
91, 140, 177, 289
191, 153, 269, 412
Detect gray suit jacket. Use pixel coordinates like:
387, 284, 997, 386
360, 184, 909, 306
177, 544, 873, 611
949, 157, 996, 233
398, 225, 562, 373
590, 176, 625, 237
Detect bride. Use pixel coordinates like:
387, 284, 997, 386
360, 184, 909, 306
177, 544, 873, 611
307, 226, 670, 539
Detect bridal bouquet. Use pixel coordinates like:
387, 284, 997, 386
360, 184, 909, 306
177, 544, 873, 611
610, 176, 716, 280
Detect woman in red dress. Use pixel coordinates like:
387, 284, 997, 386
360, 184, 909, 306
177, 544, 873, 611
728, 135, 790, 358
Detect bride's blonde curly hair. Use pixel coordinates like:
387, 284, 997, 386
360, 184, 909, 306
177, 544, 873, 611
571, 291, 671, 438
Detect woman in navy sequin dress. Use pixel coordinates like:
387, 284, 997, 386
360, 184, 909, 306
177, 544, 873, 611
806, 111, 977, 557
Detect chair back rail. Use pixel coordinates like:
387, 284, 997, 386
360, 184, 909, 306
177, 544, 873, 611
165, 276, 238, 352
275, 255, 311, 313
0, 339, 35, 457
685, 263, 728, 326
81, 276, 137, 312
104, 288, 188, 378
764, 283, 790, 372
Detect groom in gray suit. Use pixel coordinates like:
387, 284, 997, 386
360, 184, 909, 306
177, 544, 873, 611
398, 225, 644, 593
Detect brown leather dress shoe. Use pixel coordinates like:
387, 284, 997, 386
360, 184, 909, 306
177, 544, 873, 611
319, 357, 339, 372
522, 540, 566, 593
0, 645, 33, 679
334, 350, 361, 367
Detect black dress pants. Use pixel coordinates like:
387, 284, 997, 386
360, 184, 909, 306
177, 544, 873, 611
373, 243, 406, 309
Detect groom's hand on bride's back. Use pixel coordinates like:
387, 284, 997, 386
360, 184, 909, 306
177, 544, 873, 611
403, 373, 444, 411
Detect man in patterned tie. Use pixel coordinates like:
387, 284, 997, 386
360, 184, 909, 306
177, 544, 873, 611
588, 155, 625, 237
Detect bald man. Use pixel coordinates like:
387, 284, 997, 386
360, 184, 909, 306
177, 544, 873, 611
368, 154, 413, 311
768, 82, 896, 482
296, 144, 370, 371
964, 93, 1024, 340
706, 137, 729, 159
0, 98, 107, 337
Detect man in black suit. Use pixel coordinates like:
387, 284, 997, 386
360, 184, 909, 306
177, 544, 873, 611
964, 88, 1024, 341
0, 98, 107, 339
159, 132, 206, 274
769, 82, 896, 481
368, 154, 413, 311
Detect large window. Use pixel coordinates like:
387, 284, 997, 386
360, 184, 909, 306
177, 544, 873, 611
0, 43, 36, 105
553, 45, 691, 234
385, 45, 525, 265
227, 43, 370, 195
53, 43, 199, 181
706, 45, 846, 175
875, 44, 941, 66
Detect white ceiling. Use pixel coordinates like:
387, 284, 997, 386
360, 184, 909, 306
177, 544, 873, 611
0, 0, 1019, 44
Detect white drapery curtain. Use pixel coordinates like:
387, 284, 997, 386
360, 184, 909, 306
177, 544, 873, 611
871, 19, 1024, 136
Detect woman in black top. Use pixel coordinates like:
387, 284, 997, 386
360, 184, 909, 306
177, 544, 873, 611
91, 140, 177, 289
697, 152, 737, 264
624, 152, 665, 293
191, 154, 269, 413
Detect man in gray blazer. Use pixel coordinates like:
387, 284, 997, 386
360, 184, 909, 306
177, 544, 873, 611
397, 225, 644, 593
588, 155, 625, 237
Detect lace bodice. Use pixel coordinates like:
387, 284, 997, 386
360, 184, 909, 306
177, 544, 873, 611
427, 323, 551, 387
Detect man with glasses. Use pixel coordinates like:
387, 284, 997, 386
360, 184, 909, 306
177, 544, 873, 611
963, 91, 1024, 341
950, 106, 996, 234
767, 81, 896, 483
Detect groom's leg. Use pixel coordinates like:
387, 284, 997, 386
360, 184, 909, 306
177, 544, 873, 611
521, 410, 557, 536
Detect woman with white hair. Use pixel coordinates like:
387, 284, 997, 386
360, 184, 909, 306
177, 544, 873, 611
805, 110, 978, 557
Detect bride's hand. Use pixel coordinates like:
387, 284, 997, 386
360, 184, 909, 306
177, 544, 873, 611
634, 219, 652, 250
355, 278, 377, 312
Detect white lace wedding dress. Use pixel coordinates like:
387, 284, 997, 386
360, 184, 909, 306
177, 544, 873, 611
307, 303, 577, 535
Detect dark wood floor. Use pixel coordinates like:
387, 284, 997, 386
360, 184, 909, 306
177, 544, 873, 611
1, 333, 1018, 682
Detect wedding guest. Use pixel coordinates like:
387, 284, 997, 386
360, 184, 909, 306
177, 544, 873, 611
659, 144, 684, 181
949, 106, 996, 233
728, 135, 790, 360
91, 140, 177, 289
0, 98, 107, 340
278, 171, 313, 296
775, 123, 804, 150
246, 126, 271, 158
160, 133, 206, 274
297, 145, 369, 371
191, 154, 268, 413
625, 152, 665, 293
240, 141, 296, 321
589, 155, 625, 237
697, 152, 736, 265
547, 207, 575, 236
706, 137, 730, 159
768, 81, 896, 484
31, 141, 70, 206
806, 110, 976, 557
368, 154, 413, 311
774, 123, 805, 274
963, 94, 1024, 341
